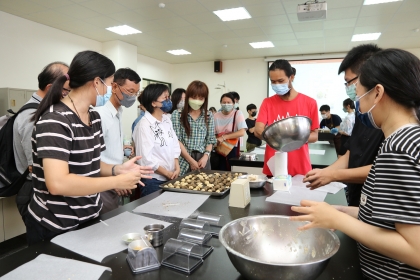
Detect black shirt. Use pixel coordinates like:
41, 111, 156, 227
320, 114, 342, 129
344, 116, 384, 206
245, 118, 262, 146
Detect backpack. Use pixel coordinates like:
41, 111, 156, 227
0, 103, 39, 197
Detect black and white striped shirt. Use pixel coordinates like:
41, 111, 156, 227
28, 102, 105, 233
358, 125, 420, 279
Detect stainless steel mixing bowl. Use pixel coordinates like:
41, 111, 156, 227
219, 215, 340, 280
262, 116, 312, 152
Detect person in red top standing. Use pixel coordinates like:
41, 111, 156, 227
255, 59, 319, 176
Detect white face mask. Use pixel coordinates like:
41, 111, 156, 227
321, 114, 328, 119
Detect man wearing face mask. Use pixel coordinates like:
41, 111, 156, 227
255, 59, 319, 177
319, 104, 342, 155
245, 104, 262, 152
303, 44, 385, 207
94, 68, 141, 213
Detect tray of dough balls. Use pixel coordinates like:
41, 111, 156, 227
160, 170, 246, 196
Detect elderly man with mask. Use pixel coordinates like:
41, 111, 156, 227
94, 68, 141, 213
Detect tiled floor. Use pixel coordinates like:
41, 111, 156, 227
0, 234, 27, 260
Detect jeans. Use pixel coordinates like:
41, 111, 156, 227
25, 213, 61, 246
140, 178, 166, 197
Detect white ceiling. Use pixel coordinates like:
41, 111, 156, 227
1, 0, 419, 64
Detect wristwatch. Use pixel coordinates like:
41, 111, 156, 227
204, 150, 211, 157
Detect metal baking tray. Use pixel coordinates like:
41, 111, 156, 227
159, 170, 246, 197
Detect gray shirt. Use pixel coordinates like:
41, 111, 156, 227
13, 93, 42, 174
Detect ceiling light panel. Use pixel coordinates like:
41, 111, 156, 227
351, 33, 381, 41
249, 41, 275, 48
106, 25, 141, 35
167, 49, 191, 55
213, 7, 251, 22
363, 0, 403, 5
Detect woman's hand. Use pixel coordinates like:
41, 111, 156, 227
116, 172, 141, 190
171, 167, 180, 180
198, 154, 209, 169
115, 188, 132, 196
117, 156, 153, 176
217, 136, 224, 145
188, 159, 200, 171
289, 200, 342, 231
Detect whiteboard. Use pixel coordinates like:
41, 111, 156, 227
267, 59, 349, 121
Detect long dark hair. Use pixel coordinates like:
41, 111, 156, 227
181, 81, 209, 137
359, 48, 420, 118
32, 51, 115, 123
169, 88, 186, 114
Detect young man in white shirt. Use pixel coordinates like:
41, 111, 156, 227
94, 68, 140, 213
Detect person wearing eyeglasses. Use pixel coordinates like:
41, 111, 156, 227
94, 68, 141, 213
292, 48, 420, 280
303, 44, 385, 207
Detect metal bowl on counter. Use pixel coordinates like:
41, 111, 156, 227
219, 215, 340, 280
262, 116, 312, 152
238, 175, 267, 189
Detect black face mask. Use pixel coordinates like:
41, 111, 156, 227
251, 111, 257, 117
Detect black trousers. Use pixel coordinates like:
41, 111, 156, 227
16, 180, 34, 222
25, 213, 61, 246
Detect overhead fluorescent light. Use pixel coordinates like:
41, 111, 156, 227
249, 41, 275, 49
167, 49, 191, 55
106, 25, 141, 35
213, 7, 251, 21
363, 0, 402, 5
351, 33, 381, 41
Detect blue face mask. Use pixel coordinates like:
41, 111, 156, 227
355, 88, 380, 129
221, 104, 234, 112
95, 78, 112, 107
160, 99, 172, 113
345, 83, 357, 101
271, 82, 290, 95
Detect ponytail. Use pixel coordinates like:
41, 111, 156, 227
32, 75, 68, 123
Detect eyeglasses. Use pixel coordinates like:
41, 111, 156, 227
117, 84, 140, 96
344, 76, 358, 87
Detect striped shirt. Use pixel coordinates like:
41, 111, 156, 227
28, 102, 105, 233
171, 110, 217, 175
358, 125, 420, 279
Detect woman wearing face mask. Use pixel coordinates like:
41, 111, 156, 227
291, 49, 420, 279
169, 88, 186, 114
337, 98, 356, 157
171, 80, 216, 176
213, 93, 248, 171
28, 51, 153, 245
134, 84, 181, 197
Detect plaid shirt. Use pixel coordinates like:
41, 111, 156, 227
171, 110, 216, 175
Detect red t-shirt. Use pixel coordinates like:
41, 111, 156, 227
257, 93, 319, 176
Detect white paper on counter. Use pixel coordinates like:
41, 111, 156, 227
1, 254, 111, 280
132, 192, 210, 219
292, 175, 345, 194
309, 149, 326, 155
266, 186, 327, 206
51, 212, 171, 262
316, 141, 331, 145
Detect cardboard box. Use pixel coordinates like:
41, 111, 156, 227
273, 175, 292, 192
229, 179, 251, 208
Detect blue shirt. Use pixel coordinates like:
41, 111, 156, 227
131, 110, 145, 133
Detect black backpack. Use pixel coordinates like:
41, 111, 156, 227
0, 103, 39, 197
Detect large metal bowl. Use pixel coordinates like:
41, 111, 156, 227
219, 215, 340, 280
262, 116, 312, 152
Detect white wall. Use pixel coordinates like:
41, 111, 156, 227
137, 54, 174, 84
0, 11, 102, 90
172, 58, 268, 115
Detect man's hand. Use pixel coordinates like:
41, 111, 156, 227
115, 188, 132, 196
303, 168, 335, 189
